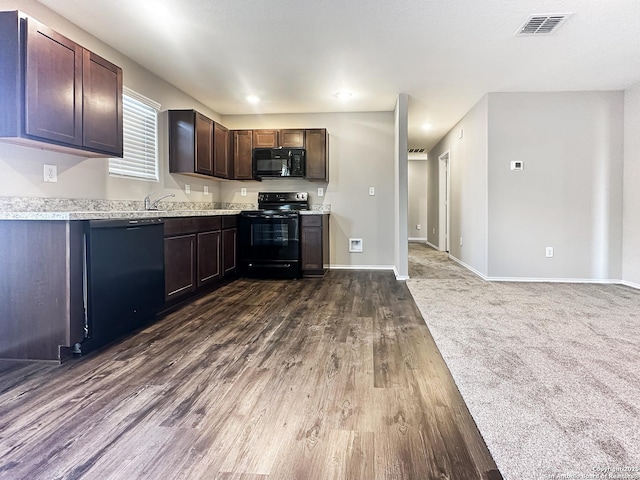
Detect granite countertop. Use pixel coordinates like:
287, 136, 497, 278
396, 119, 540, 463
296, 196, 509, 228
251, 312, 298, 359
0, 197, 331, 221
0, 210, 242, 221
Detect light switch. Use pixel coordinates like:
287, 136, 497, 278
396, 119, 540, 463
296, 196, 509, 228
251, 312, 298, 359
241, 188, 247, 196
369, 187, 375, 196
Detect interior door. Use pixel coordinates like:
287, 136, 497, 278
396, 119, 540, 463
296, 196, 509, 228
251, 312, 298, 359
439, 150, 450, 253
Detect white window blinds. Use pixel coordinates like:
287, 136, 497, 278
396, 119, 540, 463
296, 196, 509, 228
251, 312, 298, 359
109, 87, 160, 181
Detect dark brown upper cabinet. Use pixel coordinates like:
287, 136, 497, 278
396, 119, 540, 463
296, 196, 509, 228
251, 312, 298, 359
169, 110, 232, 180
279, 129, 305, 148
305, 129, 329, 181
253, 129, 305, 148
82, 51, 123, 156
232, 130, 253, 180
253, 129, 278, 148
169, 110, 213, 177
0, 11, 123, 157
213, 122, 230, 179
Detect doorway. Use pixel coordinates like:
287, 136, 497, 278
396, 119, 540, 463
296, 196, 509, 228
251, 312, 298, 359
438, 150, 450, 253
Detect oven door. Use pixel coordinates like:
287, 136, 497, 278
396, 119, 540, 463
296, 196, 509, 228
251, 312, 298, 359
238, 212, 301, 278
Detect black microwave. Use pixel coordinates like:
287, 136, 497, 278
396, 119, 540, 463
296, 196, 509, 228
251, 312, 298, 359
253, 148, 305, 179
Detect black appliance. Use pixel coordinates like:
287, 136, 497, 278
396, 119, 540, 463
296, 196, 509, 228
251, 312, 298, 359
82, 218, 165, 353
238, 192, 309, 279
253, 147, 305, 179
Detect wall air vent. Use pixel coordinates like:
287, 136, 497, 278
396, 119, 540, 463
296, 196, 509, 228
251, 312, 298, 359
516, 14, 572, 36
408, 148, 426, 153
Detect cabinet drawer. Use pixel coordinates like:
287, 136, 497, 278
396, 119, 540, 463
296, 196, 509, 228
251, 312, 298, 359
222, 215, 237, 229
164, 217, 199, 236
195, 216, 221, 232
301, 215, 322, 227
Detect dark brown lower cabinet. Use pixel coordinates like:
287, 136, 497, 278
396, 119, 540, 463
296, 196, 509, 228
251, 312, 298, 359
222, 218, 237, 276
164, 234, 196, 301
300, 214, 330, 277
0, 220, 85, 361
197, 230, 221, 287
164, 215, 237, 305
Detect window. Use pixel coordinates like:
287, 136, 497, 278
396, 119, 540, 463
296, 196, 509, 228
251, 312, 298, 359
109, 87, 160, 181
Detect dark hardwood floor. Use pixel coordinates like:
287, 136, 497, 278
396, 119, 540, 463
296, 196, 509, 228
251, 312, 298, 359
0, 271, 502, 479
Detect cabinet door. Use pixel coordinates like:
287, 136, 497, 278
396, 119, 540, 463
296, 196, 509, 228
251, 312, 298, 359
82, 50, 123, 156
222, 228, 237, 276
305, 129, 328, 181
24, 18, 83, 147
195, 112, 213, 175
232, 130, 253, 180
197, 230, 221, 287
301, 222, 323, 272
213, 122, 230, 178
279, 129, 305, 147
164, 234, 196, 301
253, 129, 278, 148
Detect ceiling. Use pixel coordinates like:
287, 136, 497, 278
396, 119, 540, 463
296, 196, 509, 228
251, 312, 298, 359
37, 0, 640, 151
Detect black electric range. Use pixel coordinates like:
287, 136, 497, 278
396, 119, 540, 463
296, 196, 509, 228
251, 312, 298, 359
238, 192, 309, 279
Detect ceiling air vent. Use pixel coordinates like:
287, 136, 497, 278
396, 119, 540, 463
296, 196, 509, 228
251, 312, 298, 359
516, 14, 572, 36
408, 148, 426, 154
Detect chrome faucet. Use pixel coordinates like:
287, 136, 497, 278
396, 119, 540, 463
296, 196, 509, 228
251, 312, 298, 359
144, 192, 175, 210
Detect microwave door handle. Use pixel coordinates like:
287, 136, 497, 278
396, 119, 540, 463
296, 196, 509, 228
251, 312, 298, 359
287, 151, 292, 176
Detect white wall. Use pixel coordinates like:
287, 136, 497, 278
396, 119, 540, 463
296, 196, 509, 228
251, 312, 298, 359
427, 91, 625, 281
427, 96, 489, 275
220, 112, 396, 269
0, 0, 222, 204
623, 84, 640, 286
408, 161, 428, 240
487, 92, 624, 280
394, 94, 409, 279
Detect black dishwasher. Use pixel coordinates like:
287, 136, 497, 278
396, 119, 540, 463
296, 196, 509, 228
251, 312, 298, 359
83, 218, 165, 353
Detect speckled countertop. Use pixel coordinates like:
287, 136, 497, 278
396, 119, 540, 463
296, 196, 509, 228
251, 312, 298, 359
0, 196, 330, 221
0, 210, 243, 221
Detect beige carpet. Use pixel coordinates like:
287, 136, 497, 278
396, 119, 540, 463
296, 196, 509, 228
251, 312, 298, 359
406, 243, 640, 480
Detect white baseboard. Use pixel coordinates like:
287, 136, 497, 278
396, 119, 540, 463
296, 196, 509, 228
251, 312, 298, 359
408, 237, 428, 242
447, 255, 488, 280
448, 254, 640, 289
487, 276, 622, 284
393, 266, 410, 281
426, 241, 440, 251
620, 280, 640, 290
331, 264, 395, 271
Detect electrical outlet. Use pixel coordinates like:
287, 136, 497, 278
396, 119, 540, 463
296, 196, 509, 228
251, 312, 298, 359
204, 186, 209, 195
43, 164, 57, 183
185, 184, 191, 194
416, 224, 421, 230
546, 247, 554, 258
369, 186, 375, 196
241, 188, 247, 197
317, 187, 324, 197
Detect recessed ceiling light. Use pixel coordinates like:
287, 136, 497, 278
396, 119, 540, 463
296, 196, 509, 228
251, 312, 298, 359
421, 123, 433, 130
246, 95, 260, 104
335, 91, 353, 100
